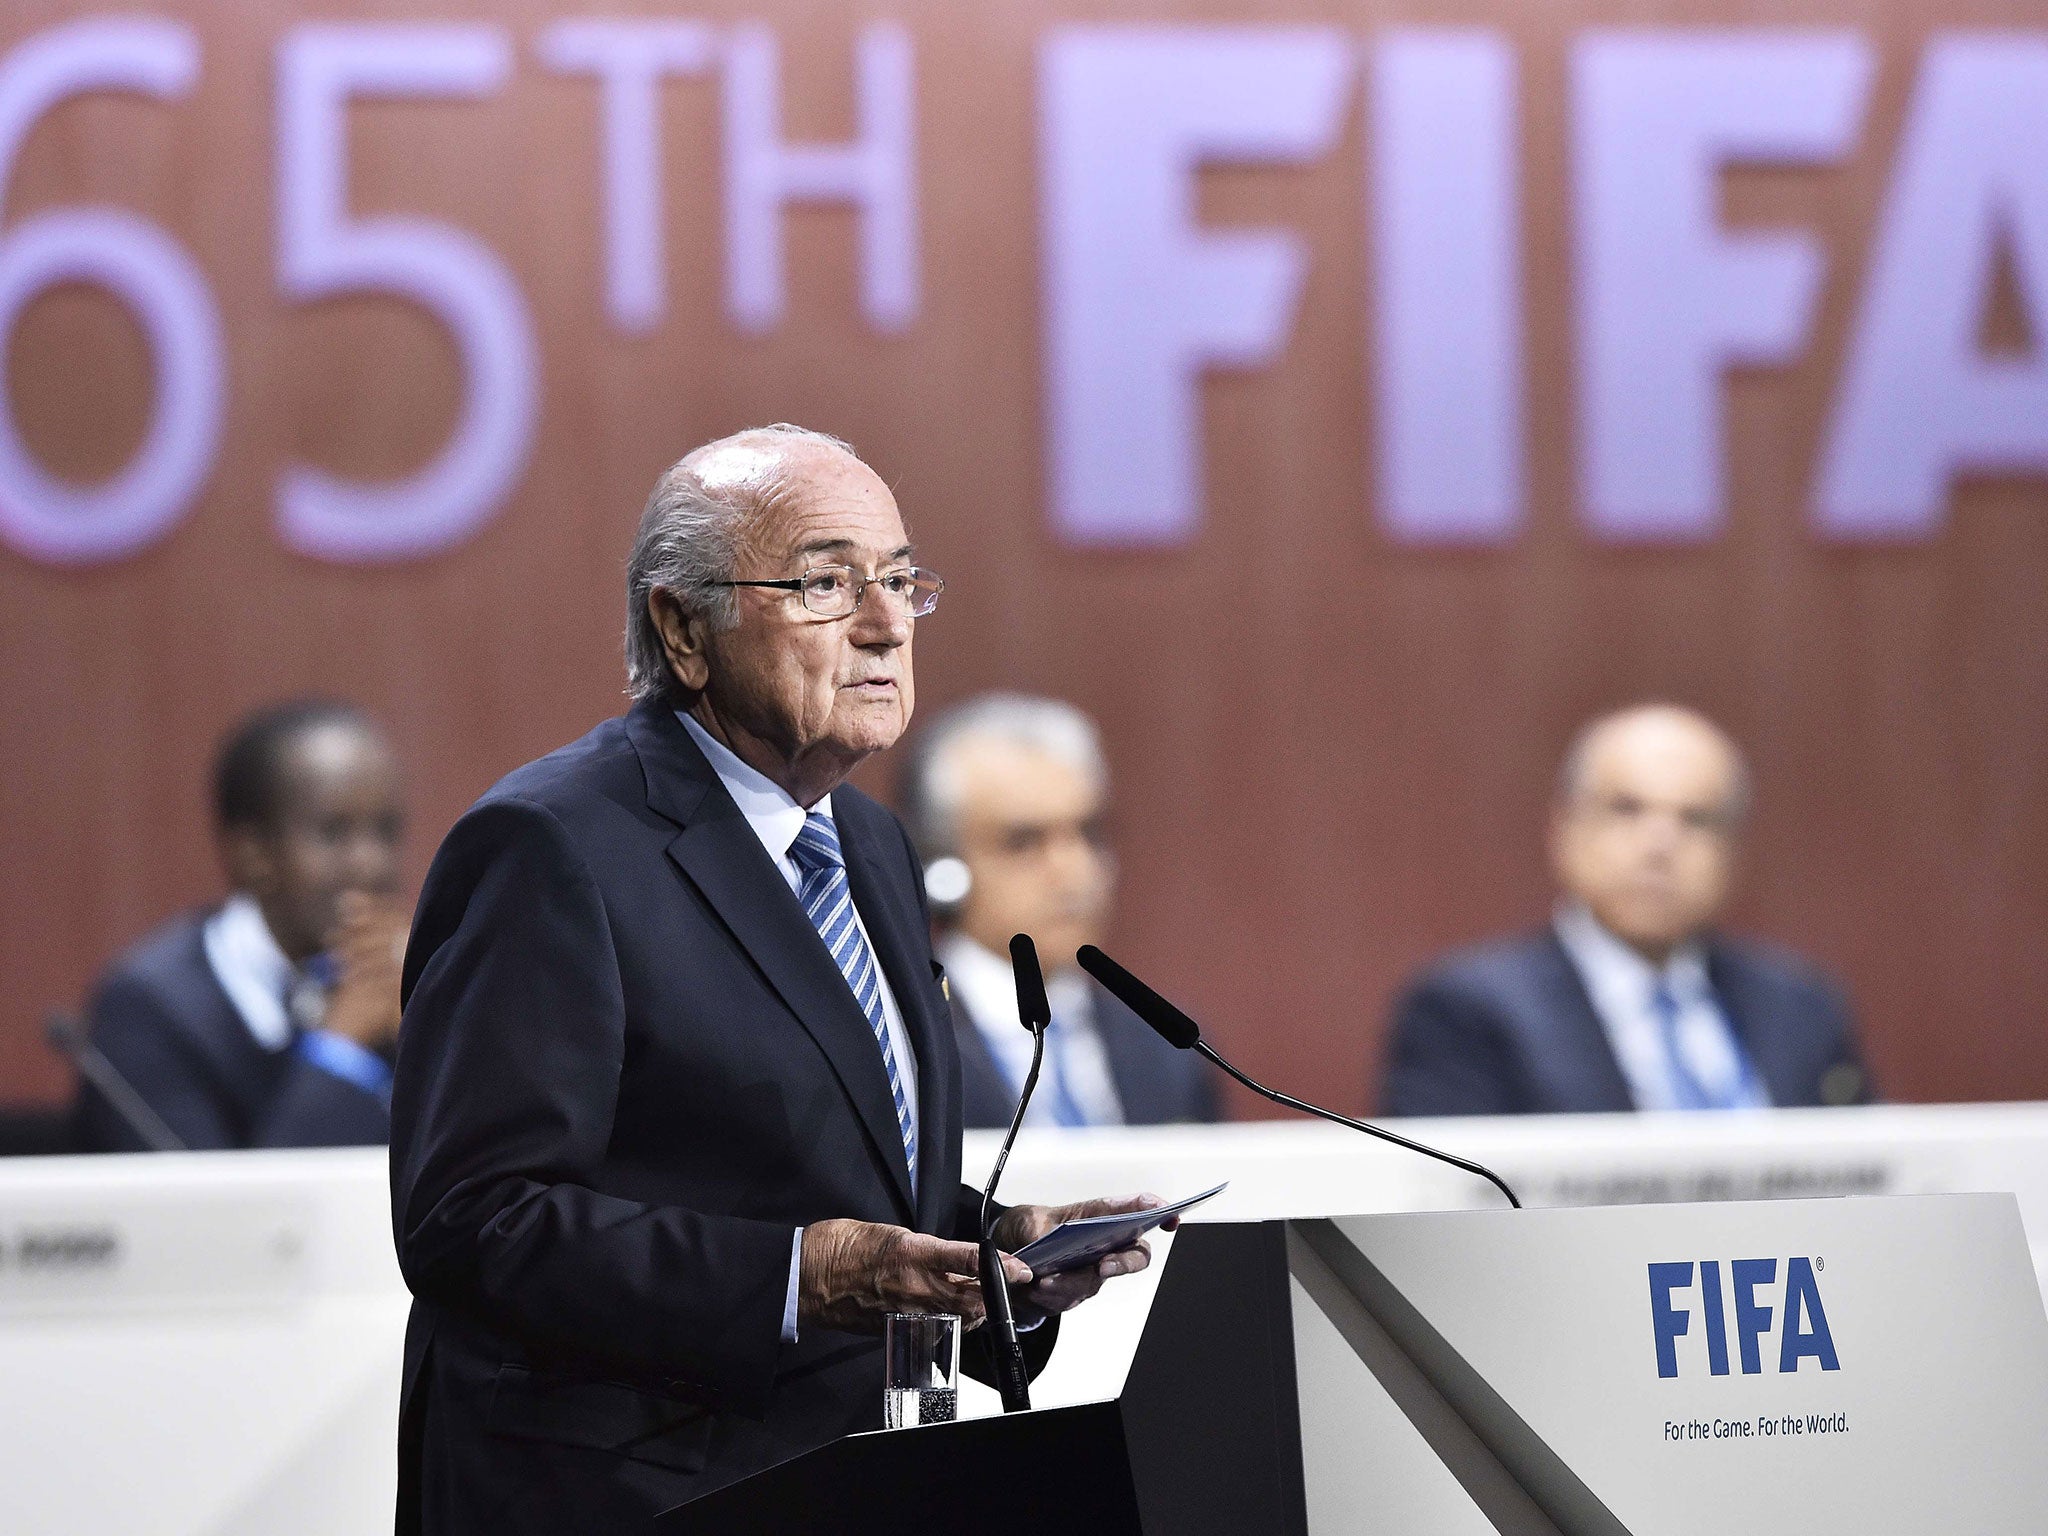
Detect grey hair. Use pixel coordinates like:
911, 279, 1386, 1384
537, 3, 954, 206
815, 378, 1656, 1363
1555, 703, 1754, 827
899, 693, 1108, 858
624, 424, 858, 704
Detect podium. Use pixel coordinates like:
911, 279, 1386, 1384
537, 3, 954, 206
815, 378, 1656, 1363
659, 1194, 2048, 1534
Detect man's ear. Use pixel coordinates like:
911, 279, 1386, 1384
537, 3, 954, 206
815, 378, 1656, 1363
649, 588, 712, 693
218, 825, 274, 900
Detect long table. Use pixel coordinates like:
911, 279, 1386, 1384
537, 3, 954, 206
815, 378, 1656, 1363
6, 1103, 2047, 1533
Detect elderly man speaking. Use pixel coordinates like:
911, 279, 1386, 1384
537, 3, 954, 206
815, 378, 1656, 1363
390, 426, 1160, 1533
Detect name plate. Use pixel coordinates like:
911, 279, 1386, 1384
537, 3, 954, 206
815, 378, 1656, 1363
0, 1192, 312, 1318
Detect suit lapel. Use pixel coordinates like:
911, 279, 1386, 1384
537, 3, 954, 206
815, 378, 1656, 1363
1092, 985, 1161, 1123
1704, 942, 1784, 1103
182, 919, 292, 1116
948, 994, 1014, 1130
1535, 932, 1637, 1111
837, 798, 956, 1233
627, 704, 917, 1220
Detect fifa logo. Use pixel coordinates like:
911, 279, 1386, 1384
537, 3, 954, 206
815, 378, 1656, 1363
1648, 1259, 1840, 1379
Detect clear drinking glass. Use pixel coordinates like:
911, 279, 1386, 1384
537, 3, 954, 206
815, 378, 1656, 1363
883, 1311, 960, 1429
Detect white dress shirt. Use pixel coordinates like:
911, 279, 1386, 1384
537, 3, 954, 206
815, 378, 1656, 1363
1552, 902, 1768, 1112
938, 933, 1125, 1127
678, 713, 920, 1343
201, 894, 297, 1051
201, 893, 395, 1098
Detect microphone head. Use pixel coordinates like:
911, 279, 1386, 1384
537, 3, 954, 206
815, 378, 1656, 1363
1075, 946, 1202, 1049
1008, 934, 1051, 1032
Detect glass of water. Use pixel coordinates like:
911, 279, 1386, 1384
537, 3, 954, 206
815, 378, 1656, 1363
883, 1312, 959, 1429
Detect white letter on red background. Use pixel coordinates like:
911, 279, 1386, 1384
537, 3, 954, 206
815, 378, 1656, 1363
723, 23, 917, 333
0, 18, 222, 563
276, 24, 537, 561
1040, 27, 1349, 545
537, 20, 717, 335
1816, 34, 2048, 536
1371, 29, 1524, 544
1573, 31, 1872, 539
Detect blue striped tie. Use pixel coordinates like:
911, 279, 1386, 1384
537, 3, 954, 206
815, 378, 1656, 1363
788, 812, 917, 1191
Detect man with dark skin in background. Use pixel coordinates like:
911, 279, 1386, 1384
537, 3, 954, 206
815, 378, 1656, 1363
74, 701, 409, 1150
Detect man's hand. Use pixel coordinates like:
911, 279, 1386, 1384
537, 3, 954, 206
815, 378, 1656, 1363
800, 1219, 1032, 1334
320, 891, 407, 1051
990, 1193, 1172, 1317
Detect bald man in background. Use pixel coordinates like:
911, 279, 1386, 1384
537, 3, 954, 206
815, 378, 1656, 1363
1381, 705, 1871, 1117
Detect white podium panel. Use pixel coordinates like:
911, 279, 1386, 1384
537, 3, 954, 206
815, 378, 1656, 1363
10, 1107, 2048, 1534
0, 1149, 404, 1536
1294, 1195, 2048, 1535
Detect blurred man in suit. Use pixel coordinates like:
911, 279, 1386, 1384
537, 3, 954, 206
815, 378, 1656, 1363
900, 694, 1215, 1129
390, 427, 1164, 1533
74, 701, 406, 1151
1383, 704, 1870, 1117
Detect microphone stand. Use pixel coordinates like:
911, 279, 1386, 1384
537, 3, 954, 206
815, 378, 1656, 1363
978, 1033, 1042, 1413
977, 933, 1052, 1413
45, 1013, 187, 1153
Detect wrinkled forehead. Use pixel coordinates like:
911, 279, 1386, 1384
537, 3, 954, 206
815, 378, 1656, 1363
728, 446, 907, 563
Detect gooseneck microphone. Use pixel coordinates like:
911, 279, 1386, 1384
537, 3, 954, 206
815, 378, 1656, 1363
977, 933, 1052, 1413
46, 1013, 187, 1153
1075, 947, 1521, 1210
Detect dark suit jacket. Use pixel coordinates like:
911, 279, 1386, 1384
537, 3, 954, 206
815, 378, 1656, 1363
951, 980, 1217, 1129
73, 913, 390, 1152
1381, 929, 1872, 1117
389, 701, 1050, 1535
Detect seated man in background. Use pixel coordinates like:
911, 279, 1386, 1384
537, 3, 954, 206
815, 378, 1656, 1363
73, 701, 408, 1150
901, 693, 1215, 1128
1382, 703, 1871, 1117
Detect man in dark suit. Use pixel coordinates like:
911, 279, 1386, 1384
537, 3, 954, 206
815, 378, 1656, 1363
899, 694, 1215, 1128
1383, 704, 1871, 1117
73, 701, 407, 1151
390, 426, 1164, 1533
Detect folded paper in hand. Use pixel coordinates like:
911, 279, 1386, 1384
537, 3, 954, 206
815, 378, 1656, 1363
1011, 1183, 1228, 1278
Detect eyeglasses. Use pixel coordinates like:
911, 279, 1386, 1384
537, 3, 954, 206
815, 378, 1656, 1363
715, 565, 945, 619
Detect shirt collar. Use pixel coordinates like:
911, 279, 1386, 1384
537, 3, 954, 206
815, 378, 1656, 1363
1553, 900, 1711, 1005
938, 932, 1090, 1029
201, 893, 298, 1050
677, 711, 829, 863
939, 932, 1012, 1011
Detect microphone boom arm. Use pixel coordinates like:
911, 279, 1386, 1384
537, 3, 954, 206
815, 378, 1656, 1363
1191, 1040, 1520, 1210
981, 1030, 1046, 1240
1074, 945, 1520, 1211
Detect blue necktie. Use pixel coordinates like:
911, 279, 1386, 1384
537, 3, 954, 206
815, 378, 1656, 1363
1651, 980, 1722, 1111
788, 812, 917, 1191
1041, 1009, 1090, 1128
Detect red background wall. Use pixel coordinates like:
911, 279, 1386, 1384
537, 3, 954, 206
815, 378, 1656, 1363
3, 0, 2043, 1114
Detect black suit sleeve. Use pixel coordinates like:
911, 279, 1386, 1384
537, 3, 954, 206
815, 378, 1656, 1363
76, 971, 239, 1152
1381, 976, 1522, 1117
250, 1063, 390, 1148
390, 799, 796, 1418
1792, 970, 1877, 1107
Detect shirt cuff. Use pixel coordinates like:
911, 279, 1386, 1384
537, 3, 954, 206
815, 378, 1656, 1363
783, 1227, 803, 1344
295, 1029, 394, 1100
